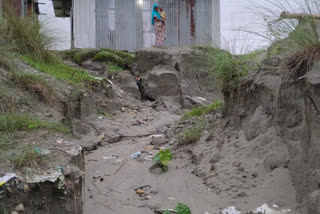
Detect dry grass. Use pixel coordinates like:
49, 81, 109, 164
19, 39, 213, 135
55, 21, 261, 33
12, 73, 56, 105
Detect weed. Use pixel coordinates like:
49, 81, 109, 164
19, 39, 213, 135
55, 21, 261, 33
182, 100, 223, 120
74, 48, 100, 65
0, 112, 70, 133
12, 72, 56, 104
175, 203, 191, 214
23, 56, 96, 86
97, 109, 112, 118
7, 146, 43, 168
178, 122, 204, 145
0, 2, 53, 62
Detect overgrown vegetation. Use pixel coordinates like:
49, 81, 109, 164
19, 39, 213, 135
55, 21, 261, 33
178, 121, 204, 145
182, 100, 223, 120
74, 48, 100, 65
153, 149, 173, 173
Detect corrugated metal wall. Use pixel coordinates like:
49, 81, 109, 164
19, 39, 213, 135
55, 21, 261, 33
74, 0, 96, 48
74, 0, 220, 51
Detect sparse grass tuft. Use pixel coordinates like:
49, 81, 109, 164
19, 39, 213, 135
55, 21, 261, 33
7, 146, 43, 168
12, 72, 56, 104
182, 100, 223, 120
178, 122, 204, 145
106, 63, 124, 77
74, 48, 100, 65
0, 112, 70, 133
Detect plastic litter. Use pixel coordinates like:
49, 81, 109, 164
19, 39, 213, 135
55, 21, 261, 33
131, 151, 142, 159
222, 206, 241, 214
254, 204, 291, 214
0, 173, 16, 187
103, 154, 118, 160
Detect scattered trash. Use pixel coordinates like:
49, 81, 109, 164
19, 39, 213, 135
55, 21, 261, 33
222, 206, 241, 214
134, 185, 151, 191
103, 154, 119, 160
253, 204, 291, 214
168, 197, 176, 200
15, 204, 24, 211
131, 151, 142, 159
273, 204, 279, 208
150, 190, 159, 195
145, 195, 152, 200
136, 189, 145, 195
0, 173, 16, 187
144, 145, 155, 151
132, 120, 143, 126
150, 134, 164, 138
98, 116, 104, 119
56, 138, 63, 144
35, 148, 51, 155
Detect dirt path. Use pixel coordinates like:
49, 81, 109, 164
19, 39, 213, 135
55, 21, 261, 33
82, 100, 223, 213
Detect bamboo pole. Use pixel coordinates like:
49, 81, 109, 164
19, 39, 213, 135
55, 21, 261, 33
280, 12, 320, 20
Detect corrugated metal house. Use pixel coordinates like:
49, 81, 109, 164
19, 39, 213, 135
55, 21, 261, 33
1, 0, 39, 17
52, 0, 221, 51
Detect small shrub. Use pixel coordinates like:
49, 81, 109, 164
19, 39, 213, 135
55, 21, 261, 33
93, 51, 125, 67
7, 146, 43, 168
182, 100, 223, 120
153, 149, 173, 172
178, 122, 204, 145
12, 73, 56, 104
74, 48, 100, 65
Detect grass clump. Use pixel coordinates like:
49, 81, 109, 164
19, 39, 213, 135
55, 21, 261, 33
178, 122, 204, 145
23, 56, 96, 86
0, 112, 70, 133
0, 2, 53, 62
101, 48, 136, 68
182, 100, 223, 120
74, 48, 100, 65
194, 48, 261, 93
7, 146, 43, 168
12, 72, 56, 104
93, 51, 125, 67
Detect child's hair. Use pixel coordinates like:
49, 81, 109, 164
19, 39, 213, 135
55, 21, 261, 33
160, 7, 163, 12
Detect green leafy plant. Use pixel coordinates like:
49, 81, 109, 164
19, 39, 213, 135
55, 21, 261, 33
175, 203, 191, 214
153, 149, 173, 172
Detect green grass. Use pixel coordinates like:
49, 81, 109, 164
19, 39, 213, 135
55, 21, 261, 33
22, 55, 96, 86
93, 51, 124, 67
100, 48, 136, 68
106, 63, 124, 76
182, 100, 223, 120
0, 112, 70, 133
178, 122, 204, 145
74, 48, 100, 65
